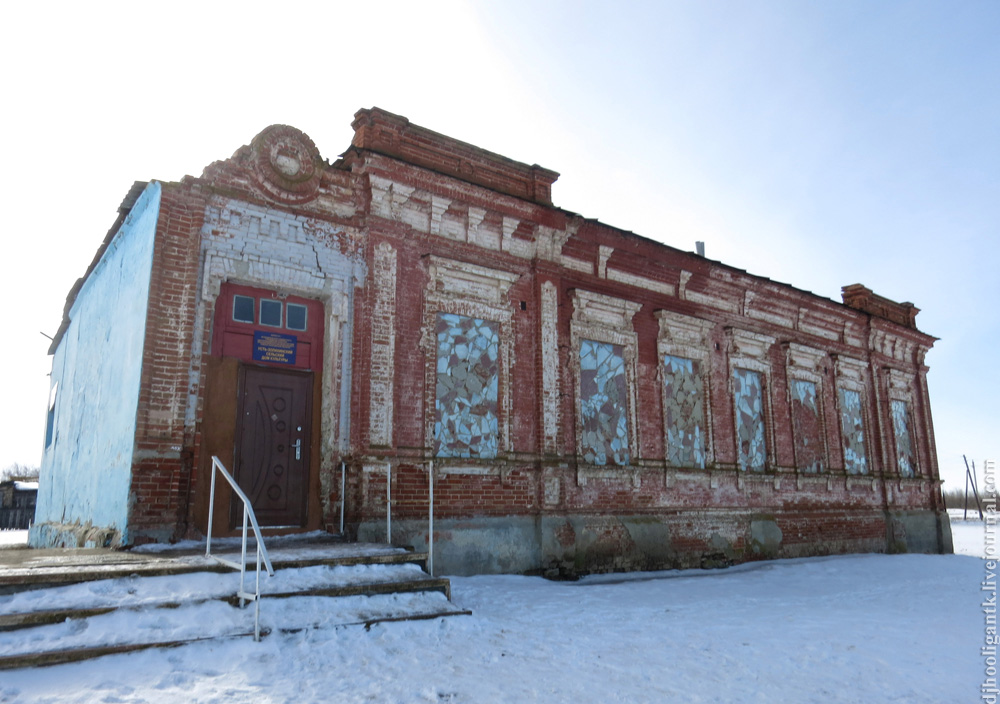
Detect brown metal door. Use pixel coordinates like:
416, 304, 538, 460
233, 365, 312, 527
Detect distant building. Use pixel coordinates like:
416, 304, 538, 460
32, 108, 950, 571
1, 481, 37, 530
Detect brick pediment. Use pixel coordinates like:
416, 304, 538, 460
351, 107, 559, 205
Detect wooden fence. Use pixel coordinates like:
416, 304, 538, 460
0, 506, 33, 530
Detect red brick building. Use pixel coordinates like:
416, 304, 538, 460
33, 108, 951, 573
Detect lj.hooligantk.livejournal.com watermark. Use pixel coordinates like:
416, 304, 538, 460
981, 460, 998, 702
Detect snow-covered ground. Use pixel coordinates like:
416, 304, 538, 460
951, 515, 987, 558
0, 515, 988, 702
0, 530, 28, 547
0, 549, 985, 703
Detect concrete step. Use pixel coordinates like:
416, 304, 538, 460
0, 570, 454, 632
0, 633, 259, 671
0, 561, 469, 669
0, 539, 429, 594
0, 600, 476, 671
0, 594, 471, 670
0, 602, 472, 670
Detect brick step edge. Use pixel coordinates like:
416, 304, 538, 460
0, 575, 452, 631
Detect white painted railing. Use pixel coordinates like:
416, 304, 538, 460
206, 456, 275, 641
340, 461, 346, 534
342, 459, 435, 576
428, 459, 434, 576
385, 460, 435, 576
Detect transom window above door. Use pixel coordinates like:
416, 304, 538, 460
231, 293, 308, 332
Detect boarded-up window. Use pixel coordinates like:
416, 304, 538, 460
891, 399, 915, 477
838, 388, 868, 475
663, 355, 705, 468
733, 368, 766, 472
434, 313, 499, 458
580, 339, 629, 466
790, 380, 824, 473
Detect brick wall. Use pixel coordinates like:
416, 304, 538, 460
129, 183, 207, 543
338, 109, 947, 571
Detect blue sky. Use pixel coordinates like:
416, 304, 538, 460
0, 0, 996, 488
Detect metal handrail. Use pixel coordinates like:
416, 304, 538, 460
335, 459, 435, 576
206, 455, 275, 641
428, 459, 434, 576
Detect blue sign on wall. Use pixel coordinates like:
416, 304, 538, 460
253, 330, 297, 365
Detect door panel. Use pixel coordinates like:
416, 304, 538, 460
234, 366, 312, 527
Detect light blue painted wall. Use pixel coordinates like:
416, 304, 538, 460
31, 183, 161, 546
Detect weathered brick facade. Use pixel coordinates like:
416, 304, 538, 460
35, 108, 950, 574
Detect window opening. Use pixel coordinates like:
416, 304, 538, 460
733, 368, 766, 471
580, 339, 630, 466
233, 295, 255, 324
286, 303, 308, 331
260, 299, 282, 328
434, 313, 500, 458
838, 388, 868, 475
791, 379, 824, 473
662, 354, 705, 468
891, 399, 915, 477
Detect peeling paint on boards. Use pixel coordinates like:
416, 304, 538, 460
580, 340, 629, 466
434, 313, 500, 458
733, 368, 766, 472
662, 355, 706, 468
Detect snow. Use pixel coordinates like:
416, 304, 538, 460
0, 563, 430, 618
0, 530, 28, 547
0, 590, 458, 659
0, 552, 983, 703
949, 510, 987, 558
130, 531, 339, 554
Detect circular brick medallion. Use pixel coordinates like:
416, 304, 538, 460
249, 125, 323, 204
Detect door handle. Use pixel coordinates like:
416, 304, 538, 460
293, 438, 302, 460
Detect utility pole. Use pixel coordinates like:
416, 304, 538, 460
964, 455, 984, 521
